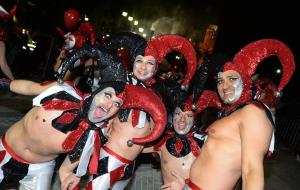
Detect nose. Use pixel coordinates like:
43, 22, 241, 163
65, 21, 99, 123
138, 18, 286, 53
140, 61, 147, 69
105, 100, 113, 111
179, 115, 186, 122
221, 80, 230, 90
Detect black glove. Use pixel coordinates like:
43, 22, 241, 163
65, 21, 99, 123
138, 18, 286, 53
0, 78, 11, 91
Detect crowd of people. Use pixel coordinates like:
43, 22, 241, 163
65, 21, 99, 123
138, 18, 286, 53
0, 3, 296, 190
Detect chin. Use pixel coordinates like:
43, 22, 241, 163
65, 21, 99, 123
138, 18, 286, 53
175, 129, 187, 135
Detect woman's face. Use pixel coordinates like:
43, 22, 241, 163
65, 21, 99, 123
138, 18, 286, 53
133, 55, 156, 81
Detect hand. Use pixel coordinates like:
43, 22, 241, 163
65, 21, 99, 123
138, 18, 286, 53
61, 173, 81, 190
161, 171, 185, 190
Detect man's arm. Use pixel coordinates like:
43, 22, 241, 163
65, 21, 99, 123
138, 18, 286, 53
59, 155, 80, 190
10, 80, 57, 95
240, 104, 273, 190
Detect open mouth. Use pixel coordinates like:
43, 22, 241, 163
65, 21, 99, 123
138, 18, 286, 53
93, 106, 108, 119
178, 123, 187, 130
223, 91, 234, 97
138, 70, 148, 77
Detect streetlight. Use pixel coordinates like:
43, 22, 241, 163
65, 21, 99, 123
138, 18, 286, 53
128, 16, 133, 21
122, 11, 128, 17
138, 27, 144, 32
134, 20, 139, 25
84, 15, 89, 21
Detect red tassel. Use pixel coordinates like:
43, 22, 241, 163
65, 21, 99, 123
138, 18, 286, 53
89, 131, 101, 174
186, 133, 200, 157
62, 121, 90, 151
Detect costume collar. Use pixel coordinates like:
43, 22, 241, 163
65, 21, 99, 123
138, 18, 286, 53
154, 130, 200, 157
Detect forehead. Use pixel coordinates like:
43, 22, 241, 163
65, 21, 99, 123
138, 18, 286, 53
96, 87, 116, 95
136, 55, 155, 62
218, 70, 241, 78
174, 107, 193, 115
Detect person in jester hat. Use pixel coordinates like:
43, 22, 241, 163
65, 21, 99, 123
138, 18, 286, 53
99, 32, 197, 146
167, 39, 295, 190
143, 79, 221, 189
54, 8, 96, 82
54, 44, 167, 190
59, 85, 167, 190
0, 45, 166, 189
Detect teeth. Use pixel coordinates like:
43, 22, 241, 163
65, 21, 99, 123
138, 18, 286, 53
100, 106, 108, 113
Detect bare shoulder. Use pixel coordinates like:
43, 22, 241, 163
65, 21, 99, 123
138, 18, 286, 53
239, 103, 273, 134
239, 103, 269, 121
241, 103, 265, 114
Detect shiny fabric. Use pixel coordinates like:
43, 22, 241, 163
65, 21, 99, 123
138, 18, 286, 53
86, 146, 134, 190
222, 39, 295, 115
183, 179, 202, 190
154, 130, 202, 157
118, 73, 148, 128
144, 34, 197, 88
0, 136, 55, 190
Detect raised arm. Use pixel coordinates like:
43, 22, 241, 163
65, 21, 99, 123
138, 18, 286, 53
240, 104, 273, 190
10, 80, 57, 95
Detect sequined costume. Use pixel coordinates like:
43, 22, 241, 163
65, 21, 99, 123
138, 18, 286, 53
86, 146, 135, 190
0, 135, 55, 190
154, 130, 204, 158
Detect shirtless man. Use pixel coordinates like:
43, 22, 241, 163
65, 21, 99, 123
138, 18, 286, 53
0, 46, 149, 189
164, 39, 295, 190
59, 87, 167, 190
143, 79, 219, 189
189, 39, 295, 190
0, 79, 124, 189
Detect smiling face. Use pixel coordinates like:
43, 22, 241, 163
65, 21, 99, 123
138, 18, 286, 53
173, 107, 194, 135
64, 33, 75, 50
133, 55, 156, 81
88, 87, 123, 123
217, 70, 243, 104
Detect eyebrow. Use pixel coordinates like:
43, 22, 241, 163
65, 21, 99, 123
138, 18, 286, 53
226, 75, 239, 78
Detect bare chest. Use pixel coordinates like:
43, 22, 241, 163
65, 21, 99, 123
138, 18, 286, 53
160, 144, 196, 181
206, 113, 241, 142
23, 107, 69, 151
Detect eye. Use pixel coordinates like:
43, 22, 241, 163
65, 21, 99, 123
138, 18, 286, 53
187, 114, 193, 118
135, 59, 143, 63
114, 101, 122, 108
217, 79, 223, 85
229, 77, 238, 81
147, 61, 155, 65
105, 92, 112, 99
175, 112, 180, 115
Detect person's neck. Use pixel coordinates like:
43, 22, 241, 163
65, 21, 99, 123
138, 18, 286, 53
219, 99, 250, 118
